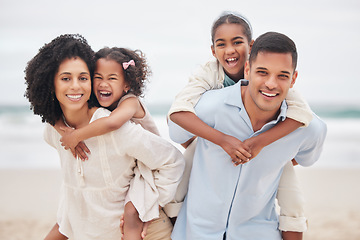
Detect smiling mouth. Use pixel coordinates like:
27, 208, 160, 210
99, 91, 112, 98
260, 91, 278, 97
226, 57, 238, 66
66, 94, 83, 100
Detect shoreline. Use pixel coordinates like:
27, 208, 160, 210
1, 168, 359, 239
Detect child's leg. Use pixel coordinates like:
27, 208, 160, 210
123, 201, 143, 240
277, 161, 307, 239
44, 223, 68, 240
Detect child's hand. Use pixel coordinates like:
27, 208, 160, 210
120, 215, 124, 240
59, 127, 78, 151
59, 127, 90, 161
141, 221, 151, 239
243, 135, 265, 160
74, 141, 90, 161
219, 134, 251, 166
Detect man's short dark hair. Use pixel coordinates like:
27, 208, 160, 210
249, 32, 297, 70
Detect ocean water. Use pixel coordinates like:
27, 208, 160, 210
0, 105, 360, 169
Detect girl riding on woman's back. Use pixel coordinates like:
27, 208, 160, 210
25, 35, 183, 240
58, 46, 177, 240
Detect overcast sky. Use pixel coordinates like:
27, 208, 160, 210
1, 0, 359, 108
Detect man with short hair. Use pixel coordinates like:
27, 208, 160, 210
169, 32, 327, 240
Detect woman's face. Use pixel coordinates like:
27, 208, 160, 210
54, 57, 92, 112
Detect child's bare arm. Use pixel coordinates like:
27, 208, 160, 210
244, 118, 302, 159
170, 111, 251, 165
244, 89, 312, 159
61, 97, 143, 158
282, 231, 303, 240
54, 119, 87, 159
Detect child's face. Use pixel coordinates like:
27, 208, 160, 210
211, 23, 252, 81
54, 57, 92, 112
244, 52, 297, 114
93, 58, 130, 111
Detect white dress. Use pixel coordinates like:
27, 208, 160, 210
44, 108, 184, 240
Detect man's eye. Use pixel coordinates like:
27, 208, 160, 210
279, 75, 289, 79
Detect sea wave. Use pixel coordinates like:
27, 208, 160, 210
1, 105, 359, 169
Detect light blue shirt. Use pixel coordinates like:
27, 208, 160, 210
169, 81, 327, 240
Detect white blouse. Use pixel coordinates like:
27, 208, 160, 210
44, 107, 184, 240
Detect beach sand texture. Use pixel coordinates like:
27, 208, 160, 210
0, 168, 359, 240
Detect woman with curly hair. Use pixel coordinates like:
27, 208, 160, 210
24, 34, 184, 240
57, 47, 176, 239
59, 47, 155, 158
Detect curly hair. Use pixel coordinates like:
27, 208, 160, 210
95, 47, 151, 97
24, 34, 98, 126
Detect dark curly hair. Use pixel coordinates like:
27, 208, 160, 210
95, 47, 151, 97
24, 34, 98, 126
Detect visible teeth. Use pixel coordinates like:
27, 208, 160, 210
261, 91, 277, 97
227, 58, 237, 62
100, 91, 111, 96
67, 94, 82, 99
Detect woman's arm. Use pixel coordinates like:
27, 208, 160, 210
170, 111, 251, 165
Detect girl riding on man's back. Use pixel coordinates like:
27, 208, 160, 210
164, 12, 312, 240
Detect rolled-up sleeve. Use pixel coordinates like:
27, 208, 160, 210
116, 122, 185, 221
168, 119, 195, 144
294, 115, 327, 167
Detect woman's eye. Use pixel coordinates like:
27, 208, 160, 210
61, 77, 70, 81
80, 77, 88, 81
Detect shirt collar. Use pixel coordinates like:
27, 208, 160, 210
224, 80, 287, 125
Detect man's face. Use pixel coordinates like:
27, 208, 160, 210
244, 51, 297, 114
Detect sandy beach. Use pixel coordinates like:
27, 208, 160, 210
0, 168, 359, 240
